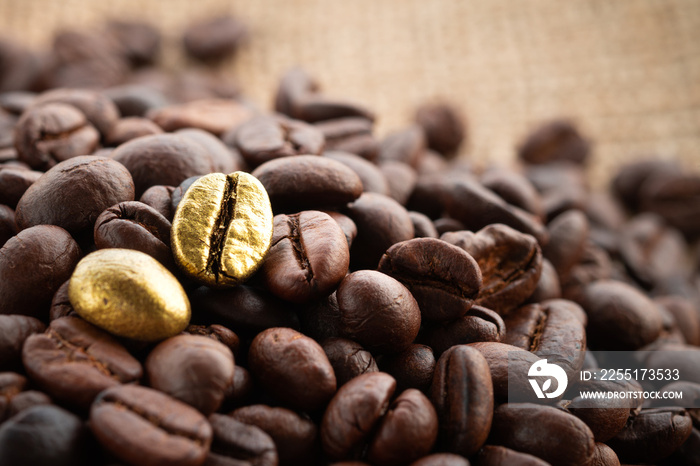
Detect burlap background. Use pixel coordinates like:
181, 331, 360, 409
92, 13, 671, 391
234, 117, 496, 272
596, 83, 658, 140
2, 0, 699, 186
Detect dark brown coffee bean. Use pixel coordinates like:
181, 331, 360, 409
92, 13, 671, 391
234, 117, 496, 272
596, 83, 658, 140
473, 445, 550, 466
561, 241, 612, 302
183, 15, 248, 63
190, 285, 301, 337
406, 173, 453, 220
252, 155, 362, 213
207, 413, 278, 466
0, 314, 45, 370
420, 305, 506, 357
563, 396, 630, 443
526, 258, 562, 303
249, 327, 336, 412
481, 169, 544, 220
0, 38, 40, 93
105, 116, 163, 146
184, 324, 240, 357
468, 342, 543, 402
611, 159, 683, 212
14, 103, 100, 170
442, 224, 542, 314
178, 127, 246, 175
0, 204, 17, 247
490, 403, 595, 466
22, 316, 142, 409
324, 150, 389, 195
0, 405, 88, 466
655, 296, 700, 346
298, 292, 342, 342
294, 94, 375, 124
16, 156, 135, 235
378, 344, 435, 393
324, 210, 358, 248
644, 344, 700, 385
226, 365, 254, 408
322, 337, 378, 387
378, 125, 426, 167
103, 84, 169, 117
380, 160, 418, 206
315, 117, 379, 161
607, 407, 693, 464
639, 172, 700, 238
91, 384, 213, 466
588, 443, 621, 466
378, 237, 482, 321
434, 217, 467, 235
139, 184, 176, 221
4, 390, 52, 420
261, 211, 349, 304
579, 280, 662, 350
346, 192, 415, 270
231, 405, 317, 465
337, 270, 421, 354
94, 201, 174, 271
50, 279, 76, 321
111, 133, 214, 197
321, 372, 396, 460
274, 67, 318, 118
665, 426, 700, 466
105, 19, 161, 67
415, 102, 465, 157
150, 98, 253, 136
32, 87, 120, 138
518, 120, 590, 165
234, 115, 324, 167
0, 167, 41, 208
0, 225, 81, 318
410, 453, 471, 466
543, 209, 589, 282
146, 334, 234, 415
408, 211, 439, 238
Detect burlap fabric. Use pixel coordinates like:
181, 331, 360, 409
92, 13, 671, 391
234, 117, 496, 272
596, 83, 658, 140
2, 0, 699, 186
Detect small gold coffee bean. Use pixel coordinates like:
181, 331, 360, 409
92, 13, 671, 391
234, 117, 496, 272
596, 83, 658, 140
69, 249, 190, 342
171, 171, 273, 287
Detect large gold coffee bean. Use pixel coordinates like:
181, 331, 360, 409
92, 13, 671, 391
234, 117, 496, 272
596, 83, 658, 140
69, 249, 190, 341
171, 171, 273, 287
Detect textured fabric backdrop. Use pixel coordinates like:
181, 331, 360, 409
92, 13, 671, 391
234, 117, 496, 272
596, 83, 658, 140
2, 0, 699, 186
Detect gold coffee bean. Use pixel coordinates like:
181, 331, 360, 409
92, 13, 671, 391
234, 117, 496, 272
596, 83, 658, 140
171, 171, 273, 287
69, 249, 190, 342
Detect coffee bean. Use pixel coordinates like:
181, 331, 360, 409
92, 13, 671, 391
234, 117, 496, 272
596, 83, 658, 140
103, 84, 169, 118
0, 167, 41, 208
298, 292, 342, 342
473, 445, 551, 466
91, 384, 212, 466
379, 237, 482, 321
105, 116, 163, 146
295, 95, 376, 124
274, 67, 318, 118
490, 403, 595, 466
378, 125, 426, 167
315, 117, 379, 161
22, 316, 142, 409
666, 426, 700, 465
324, 150, 389, 195
207, 413, 278, 466
0, 314, 45, 370
146, 334, 234, 415
150, 98, 253, 136
420, 305, 506, 357
14, 103, 100, 170
248, 327, 336, 412
49, 279, 76, 321
0, 204, 17, 246
410, 453, 470, 466
560, 241, 612, 302
252, 155, 362, 213
69, 249, 191, 341
611, 159, 683, 212
0, 225, 81, 318
139, 184, 176, 220
639, 172, 700, 238
468, 342, 543, 402
563, 395, 630, 443
183, 323, 240, 357
178, 127, 246, 175
183, 15, 248, 63
408, 211, 439, 238
231, 404, 318, 465
430, 345, 493, 457
0, 405, 88, 466
415, 102, 465, 156
655, 295, 700, 346
381, 160, 418, 206
481, 168, 544, 220
171, 171, 273, 287
322, 337, 378, 387
226, 365, 254, 408
378, 344, 435, 393
518, 120, 590, 165
442, 224, 542, 314
543, 209, 590, 282
15, 155, 135, 235
32, 88, 120, 138
105, 19, 161, 67
260, 211, 349, 303
526, 258, 562, 303
337, 270, 421, 354
324, 210, 358, 248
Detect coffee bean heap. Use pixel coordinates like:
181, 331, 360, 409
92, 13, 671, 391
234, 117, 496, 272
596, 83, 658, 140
1, 16, 699, 466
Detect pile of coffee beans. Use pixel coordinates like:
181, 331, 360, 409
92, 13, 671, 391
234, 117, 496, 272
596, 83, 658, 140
1, 15, 699, 466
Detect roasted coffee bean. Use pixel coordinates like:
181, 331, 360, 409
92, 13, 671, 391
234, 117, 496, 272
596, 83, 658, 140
588, 443, 621, 466
324, 210, 358, 248
183, 15, 248, 62
524, 161, 589, 221
225, 365, 254, 407
561, 241, 612, 302
563, 396, 630, 443
50, 279, 76, 320
655, 295, 700, 346
177, 127, 246, 175
94, 201, 174, 270
22, 316, 142, 409
468, 342, 543, 402
261, 211, 349, 303
408, 211, 439, 238
442, 224, 542, 314
170, 175, 202, 214
0, 314, 44, 370
0, 405, 88, 466
481, 169, 544, 220
410, 453, 471, 466
415, 101, 466, 156
231, 404, 318, 465
645, 344, 700, 385
337, 270, 421, 354
0, 225, 80, 318
105, 19, 161, 67
105, 116, 163, 146
526, 258, 562, 303
378, 238, 481, 321
543, 209, 589, 282
190, 285, 301, 336
140, 184, 176, 220
665, 426, 700, 466
579, 280, 662, 350
69, 249, 191, 341
518, 120, 590, 165
420, 305, 506, 357
381, 160, 418, 206
346, 192, 415, 270
171, 171, 273, 287
16, 155, 135, 235
378, 344, 435, 393
434, 217, 467, 235
252, 155, 362, 213
490, 403, 595, 466
91, 384, 213, 466
298, 292, 342, 342
32, 88, 120, 138
315, 117, 379, 161
184, 324, 240, 356
103, 84, 169, 117
378, 125, 426, 167
0, 167, 41, 208
607, 407, 693, 464
0, 92, 33, 116
321, 372, 396, 460
324, 150, 389, 195
111, 133, 214, 196
207, 413, 278, 466
430, 345, 494, 458
294, 94, 375, 124
234, 115, 324, 167
151, 98, 253, 136
3, 389, 52, 421
0, 204, 17, 247
13, 103, 100, 170
249, 327, 336, 412
146, 334, 234, 415
274, 67, 317, 117
322, 337, 378, 387
611, 159, 683, 212
639, 172, 700, 238
473, 445, 550, 466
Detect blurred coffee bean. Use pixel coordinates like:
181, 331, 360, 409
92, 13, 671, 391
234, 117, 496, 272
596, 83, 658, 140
378, 125, 426, 167
105, 117, 163, 146
103, 84, 169, 117
105, 19, 161, 67
518, 120, 590, 165
183, 15, 248, 63
315, 117, 379, 161
0, 167, 41, 208
473, 445, 551, 466
378, 344, 435, 393
0, 314, 45, 370
468, 342, 542, 402
0, 204, 16, 247
139, 184, 175, 220
415, 102, 465, 156
324, 150, 389, 195
322, 337, 378, 387
381, 160, 418, 206
408, 211, 439, 238
543, 209, 589, 282
149, 98, 253, 136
